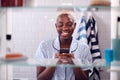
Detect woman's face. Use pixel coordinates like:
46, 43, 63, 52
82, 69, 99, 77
55, 14, 76, 40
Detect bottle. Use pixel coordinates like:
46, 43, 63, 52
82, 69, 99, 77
104, 49, 113, 66
1, 0, 23, 7
112, 17, 120, 61
117, 17, 120, 38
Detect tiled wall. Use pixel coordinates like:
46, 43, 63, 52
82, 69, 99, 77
11, 8, 111, 80
0, 9, 8, 80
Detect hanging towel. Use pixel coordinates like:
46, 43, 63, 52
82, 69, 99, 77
76, 15, 101, 60
76, 16, 87, 44
76, 15, 101, 80
86, 16, 101, 80
86, 16, 101, 61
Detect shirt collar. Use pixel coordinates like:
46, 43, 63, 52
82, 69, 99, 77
52, 36, 78, 53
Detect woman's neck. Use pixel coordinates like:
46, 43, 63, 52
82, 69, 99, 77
59, 37, 72, 48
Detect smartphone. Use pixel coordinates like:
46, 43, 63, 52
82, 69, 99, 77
59, 48, 69, 54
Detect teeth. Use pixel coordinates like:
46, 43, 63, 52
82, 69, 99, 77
62, 31, 68, 33
62, 32, 69, 36
62, 32, 68, 34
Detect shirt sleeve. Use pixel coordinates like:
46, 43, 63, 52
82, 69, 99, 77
83, 45, 94, 77
80, 43, 93, 71
34, 41, 47, 59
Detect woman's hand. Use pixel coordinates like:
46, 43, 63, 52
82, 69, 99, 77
55, 53, 74, 64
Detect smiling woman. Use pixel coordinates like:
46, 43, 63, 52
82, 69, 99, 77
55, 13, 76, 41
35, 13, 92, 80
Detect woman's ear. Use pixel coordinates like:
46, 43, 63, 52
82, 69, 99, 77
55, 23, 57, 28
73, 23, 76, 29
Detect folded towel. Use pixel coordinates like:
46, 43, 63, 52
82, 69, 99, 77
90, 0, 111, 6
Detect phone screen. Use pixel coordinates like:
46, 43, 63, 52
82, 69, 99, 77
59, 48, 69, 54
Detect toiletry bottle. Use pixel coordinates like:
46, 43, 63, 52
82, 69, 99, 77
112, 17, 120, 61
117, 17, 120, 38
1, 0, 23, 7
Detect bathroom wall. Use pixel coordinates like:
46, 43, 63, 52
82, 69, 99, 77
11, 8, 111, 80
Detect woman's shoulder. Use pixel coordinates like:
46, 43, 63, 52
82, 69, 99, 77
73, 38, 88, 47
76, 40, 89, 48
39, 38, 55, 46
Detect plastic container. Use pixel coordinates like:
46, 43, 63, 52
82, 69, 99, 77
1, 0, 23, 7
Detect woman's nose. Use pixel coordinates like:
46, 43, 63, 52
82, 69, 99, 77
62, 25, 69, 30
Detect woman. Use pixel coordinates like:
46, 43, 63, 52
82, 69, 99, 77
35, 13, 92, 80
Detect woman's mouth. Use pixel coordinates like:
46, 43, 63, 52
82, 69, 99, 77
61, 31, 69, 37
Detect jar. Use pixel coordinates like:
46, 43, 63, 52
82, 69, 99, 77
1, 0, 23, 7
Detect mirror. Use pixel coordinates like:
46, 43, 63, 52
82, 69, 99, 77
0, 1, 111, 80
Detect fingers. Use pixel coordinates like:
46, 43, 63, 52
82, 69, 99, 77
60, 53, 69, 56
58, 58, 74, 64
55, 53, 60, 58
55, 53, 74, 58
70, 54, 74, 58
61, 53, 74, 58
55, 53, 74, 65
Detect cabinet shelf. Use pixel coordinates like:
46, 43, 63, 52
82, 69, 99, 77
0, 58, 113, 67
0, 6, 111, 13
0, 5, 111, 9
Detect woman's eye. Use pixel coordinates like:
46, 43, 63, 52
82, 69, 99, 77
56, 22, 73, 28
66, 22, 73, 27
57, 23, 63, 27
